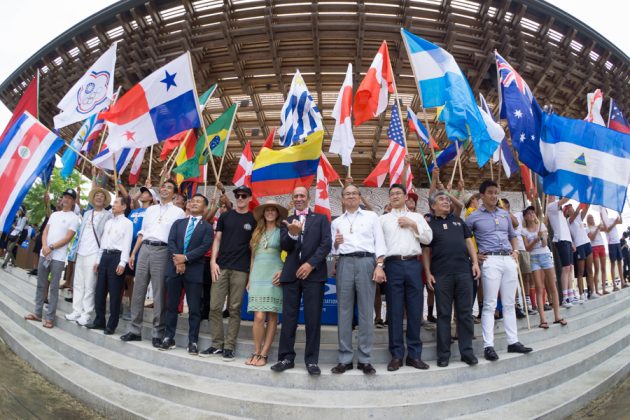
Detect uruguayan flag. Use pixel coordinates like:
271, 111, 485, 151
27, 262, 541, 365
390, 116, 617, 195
279, 70, 323, 146
541, 113, 630, 212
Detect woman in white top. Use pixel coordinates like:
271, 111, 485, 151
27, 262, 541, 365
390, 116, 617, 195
586, 215, 608, 295
564, 204, 597, 300
521, 206, 566, 328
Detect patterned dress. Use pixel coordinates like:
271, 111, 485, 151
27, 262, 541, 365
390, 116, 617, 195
247, 227, 283, 313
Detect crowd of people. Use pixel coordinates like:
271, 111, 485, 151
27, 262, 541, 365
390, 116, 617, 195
8, 166, 629, 376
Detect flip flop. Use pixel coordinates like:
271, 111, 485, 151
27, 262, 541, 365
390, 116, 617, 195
42, 320, 54, 329
24, 313, 41, 322
553, 318, 568, 326
245, 353, 258, 365
538, 322, 549, 329
253, 354, 268, 367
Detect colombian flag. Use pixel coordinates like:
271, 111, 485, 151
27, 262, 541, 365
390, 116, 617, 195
251, 130, 323, 197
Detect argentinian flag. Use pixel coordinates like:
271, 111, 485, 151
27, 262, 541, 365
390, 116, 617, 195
541, 113, 630, 212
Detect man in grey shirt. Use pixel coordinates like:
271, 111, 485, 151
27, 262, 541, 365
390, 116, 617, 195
466, 180, 532, 361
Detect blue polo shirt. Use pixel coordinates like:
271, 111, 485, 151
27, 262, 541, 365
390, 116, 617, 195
465, 205, 516, 253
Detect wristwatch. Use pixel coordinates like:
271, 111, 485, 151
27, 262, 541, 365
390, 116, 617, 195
50, 244, 55, 250
377, 262, 384, 268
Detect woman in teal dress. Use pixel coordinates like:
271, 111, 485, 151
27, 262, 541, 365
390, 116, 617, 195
246, 201, 287, 367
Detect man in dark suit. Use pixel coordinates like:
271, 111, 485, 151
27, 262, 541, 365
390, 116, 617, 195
159, 194, 214, 355
270, 186, 332, 376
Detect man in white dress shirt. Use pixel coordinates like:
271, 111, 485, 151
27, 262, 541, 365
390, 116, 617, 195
65, 187, 112, 326
380, 184, 433, 371
122, 179, 185, 347
88, 196, 133, 334
330, 184, 386, 375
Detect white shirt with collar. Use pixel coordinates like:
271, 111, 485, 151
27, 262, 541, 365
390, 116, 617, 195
139, 202, 185, 243
98, 214, 134, 268
77, 208, 112, 256
380, 207, 433, 257
547, 201, 572, 242
330, 208, 387, 257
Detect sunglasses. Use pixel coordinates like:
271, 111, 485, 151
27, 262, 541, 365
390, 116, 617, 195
235, 193, 250, 199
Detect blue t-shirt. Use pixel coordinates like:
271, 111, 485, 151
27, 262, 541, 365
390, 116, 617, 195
128, 207, 147, 248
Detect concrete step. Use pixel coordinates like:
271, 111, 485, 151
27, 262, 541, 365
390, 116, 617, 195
2, 269, 630, 392
0, 305, 235, 419
6, 268, 625, 364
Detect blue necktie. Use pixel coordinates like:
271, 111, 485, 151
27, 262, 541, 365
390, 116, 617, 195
184, 217, 197, 253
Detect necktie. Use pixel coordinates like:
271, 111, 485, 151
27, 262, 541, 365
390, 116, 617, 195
184, 217, 197, 253
296, 209, 309, 216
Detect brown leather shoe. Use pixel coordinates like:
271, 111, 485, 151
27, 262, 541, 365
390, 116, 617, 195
387, 358, 402, 371
357, 362, 376, 375
406, 357, 430, 370
330, 363, 353, 374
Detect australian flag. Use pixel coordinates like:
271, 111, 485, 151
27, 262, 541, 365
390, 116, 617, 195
608, 99, 630, 134
496, 52, 546, 176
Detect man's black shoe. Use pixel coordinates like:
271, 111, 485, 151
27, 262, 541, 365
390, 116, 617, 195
159, 337, 176, 351
357, 362, 376, 375
85, 323, 105, 330
270, 359, 295, 372
484, 346, 499, 361
222, 309, 230, 318
406, 358, 430, 370
120, 332, 141, 342
199, 346, 223, 357
426, 314, 437, 323
437, 359, 449, 367
515, 307, 526, 319
461, 355, 479, 365
306, 364, 321, 376
387, 359, 402, 371
331, 363, 353, 374
507, 342, 533, 354
103, 328, 114, 335
222, 349, 235, 362
64, 297, 73, 303
152, 338, 162, 348
188, 342, 199, 355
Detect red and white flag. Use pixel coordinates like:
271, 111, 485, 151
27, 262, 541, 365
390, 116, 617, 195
128, 148, 146, 185
584, 89, 606, 126
0, 75, 38, 142
232, 141, 254, 187
353, 41, 393, 127
262, 127, 276, 149
363, 139, 413, 191
330, 64, 355, 165
314, 154, 340, 221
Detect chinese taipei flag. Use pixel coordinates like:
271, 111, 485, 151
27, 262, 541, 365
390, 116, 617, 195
101, 52, 202, 152
0, 112, 63, 232
329, 63, 355, 166
353, 41, 393, 126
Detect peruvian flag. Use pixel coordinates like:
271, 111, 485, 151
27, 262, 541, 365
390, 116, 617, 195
314, 154, 340, 221
128, 148, 146, 185
0, 75, 38, 142
407, 107, 439, 149
330, 64, 355, 165
353, 41, 393, 127
232, 141, 254, 187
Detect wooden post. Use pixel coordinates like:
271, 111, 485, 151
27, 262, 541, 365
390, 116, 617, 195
214, 103, 239, 181
411, 130, 432, 184
496, 145, 502, 191
148, 145, 154, 184
516, 264, 531, 330
456, 140, 464, 181
448, 146, 460, 188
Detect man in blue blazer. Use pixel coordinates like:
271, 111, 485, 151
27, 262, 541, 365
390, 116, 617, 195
159, 194, 214, 354
270, 186, 332, 376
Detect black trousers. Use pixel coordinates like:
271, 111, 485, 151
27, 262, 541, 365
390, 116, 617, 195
434, 271, 475, 361
165, 274, 203, 344
94, 252, 125, 331
278, 280, 324, 365
201, 257, 212, 320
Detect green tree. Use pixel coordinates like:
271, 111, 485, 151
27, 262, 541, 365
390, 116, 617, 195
22, 168, 87, 225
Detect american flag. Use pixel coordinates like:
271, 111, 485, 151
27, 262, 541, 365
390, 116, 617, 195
608, 98, 630, 134
385, 103, 413, 191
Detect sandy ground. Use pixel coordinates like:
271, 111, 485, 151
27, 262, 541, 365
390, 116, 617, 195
568, 373, 630, 420
0, 339, 104, 420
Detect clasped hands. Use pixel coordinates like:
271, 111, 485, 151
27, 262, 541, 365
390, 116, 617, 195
172, 254, 187, 274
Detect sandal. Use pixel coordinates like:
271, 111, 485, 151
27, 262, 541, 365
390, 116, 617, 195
245, 353, 258, 365
253, 354, 268, 367
42, 320, 54, 329
553, 318, 568, 326
538, 322, 549, 329
24, 313, 42, 322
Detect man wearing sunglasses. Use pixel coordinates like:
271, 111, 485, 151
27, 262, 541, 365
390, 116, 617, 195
202, 185, 257, 362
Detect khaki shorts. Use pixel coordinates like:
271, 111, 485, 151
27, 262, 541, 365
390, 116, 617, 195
518, 251, 532, 274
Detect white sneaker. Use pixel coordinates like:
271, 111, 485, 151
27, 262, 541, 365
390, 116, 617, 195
570, 296, 580, 304
562, 299, 573, 309
589, 293, 600, 299
76, 314, 90, 326
65, 311, 81, 321
579, 293, 586, 303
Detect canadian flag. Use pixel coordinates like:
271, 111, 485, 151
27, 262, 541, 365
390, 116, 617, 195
232, 141, 254, 187
353, 41, 393, 127
314, 154, 340, 221
330, 64, 355, 166
584, 89, 606, 126
128, 147, 146, 185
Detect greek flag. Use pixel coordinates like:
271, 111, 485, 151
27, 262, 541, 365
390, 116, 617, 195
279, 70, 323, 146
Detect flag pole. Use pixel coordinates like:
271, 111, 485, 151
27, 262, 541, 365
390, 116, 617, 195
456, 140, 464, 182
62, 140, 96, 167
449, 145, 460, 187
148, 145, 154, 184
497, 145, 502, 191
490, 156, 494, 180
400, 28, 437, 163
411, 131, 432, 184
216, 103, 240, 181
93, 85, 122, 181
111, 152, 119, 192
386, 43, 408, 153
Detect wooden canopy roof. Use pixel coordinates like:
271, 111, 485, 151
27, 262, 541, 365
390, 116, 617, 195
1, 0, 628, 191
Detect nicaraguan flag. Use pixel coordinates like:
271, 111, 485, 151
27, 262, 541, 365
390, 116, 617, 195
60, 113, 101, 179
541, 113, 630, 213
279, 70, 323, 146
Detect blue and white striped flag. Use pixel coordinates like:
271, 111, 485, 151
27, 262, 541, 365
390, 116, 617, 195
279, 70, 323, 146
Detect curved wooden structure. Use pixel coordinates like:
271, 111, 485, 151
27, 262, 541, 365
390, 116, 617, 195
1, 0, 628, 190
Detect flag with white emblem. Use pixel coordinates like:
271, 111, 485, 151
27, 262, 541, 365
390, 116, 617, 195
495, 52, 546, 176
101, 52, 202, 152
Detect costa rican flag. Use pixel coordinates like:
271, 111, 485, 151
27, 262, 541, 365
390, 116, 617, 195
0, 112, 63, 233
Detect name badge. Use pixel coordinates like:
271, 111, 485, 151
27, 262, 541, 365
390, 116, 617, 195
443, 223, 448, 230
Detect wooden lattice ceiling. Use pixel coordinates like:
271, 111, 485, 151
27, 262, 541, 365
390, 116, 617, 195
1, 0, 629, 191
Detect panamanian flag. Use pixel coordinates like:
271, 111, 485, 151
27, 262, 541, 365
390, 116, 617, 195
101, 52, 202, 152
0, 112, 64, 233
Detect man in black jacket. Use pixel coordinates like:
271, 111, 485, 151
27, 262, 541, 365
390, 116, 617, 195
271, 186, 332, 376
159, 194, 214, 354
